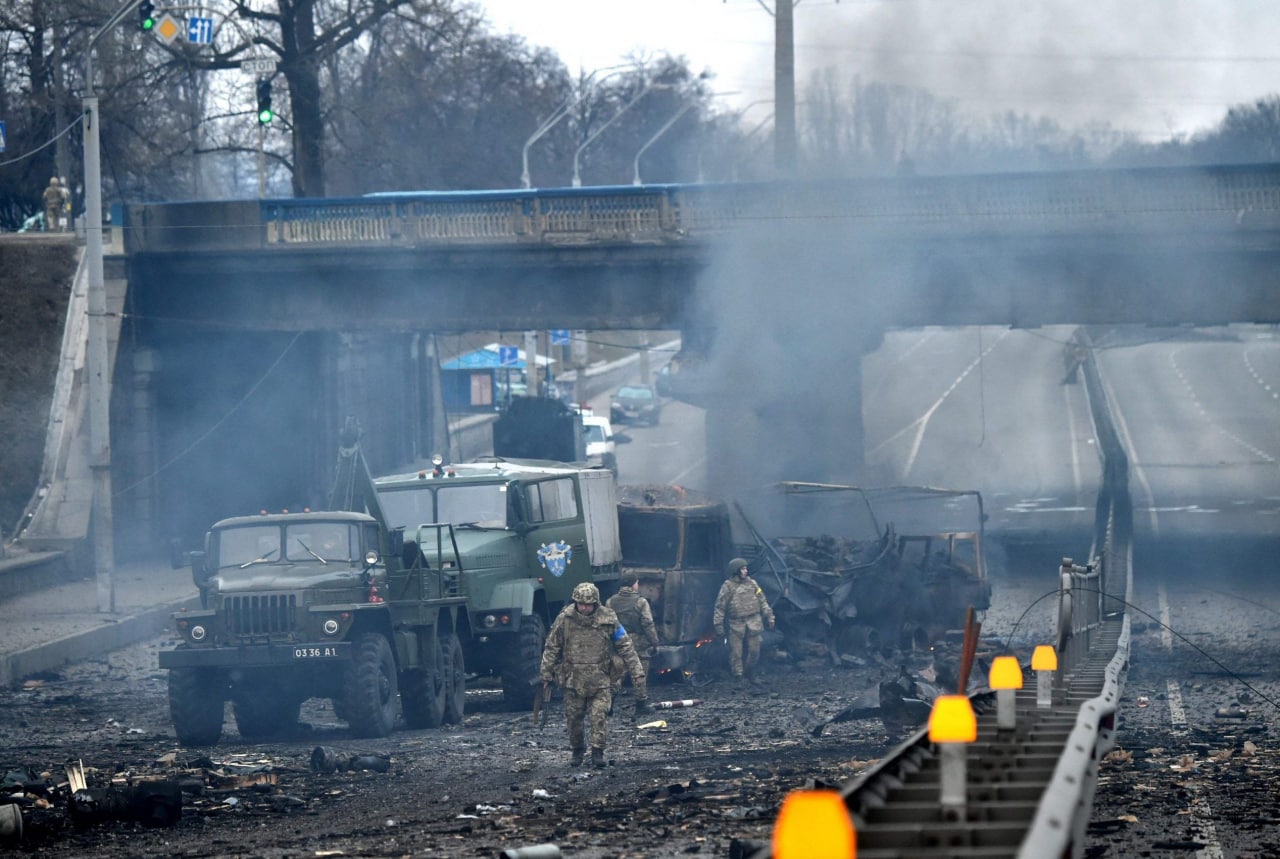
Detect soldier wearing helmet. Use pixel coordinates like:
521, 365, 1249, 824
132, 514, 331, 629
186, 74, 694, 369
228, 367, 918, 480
540, 581, 648, 768
713, 558, 775, 685
43, 177, 63, 232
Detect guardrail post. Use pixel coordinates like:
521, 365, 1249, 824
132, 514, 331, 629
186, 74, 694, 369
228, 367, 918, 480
928, 695, 976, 814
1032, 644, 1058, 707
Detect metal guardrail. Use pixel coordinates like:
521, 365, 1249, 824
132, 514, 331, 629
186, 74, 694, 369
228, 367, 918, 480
127, 163, 1280, 254
747, 327, 1134, 858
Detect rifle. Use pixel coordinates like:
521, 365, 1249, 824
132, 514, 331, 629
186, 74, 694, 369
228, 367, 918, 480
531, 681, 551, 727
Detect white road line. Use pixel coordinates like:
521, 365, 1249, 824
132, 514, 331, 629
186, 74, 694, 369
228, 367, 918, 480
1062, 383, 1084, 506
1159, 584, 1173, 651
873, 328, 1009, 478
669, 456, 705, 487
1192, 793, 1224, 859
1167, 679, 1188, 734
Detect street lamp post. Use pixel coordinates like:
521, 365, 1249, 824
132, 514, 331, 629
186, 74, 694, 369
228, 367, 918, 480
521, 64, 633, 189
573, 81, 677, 188
83, 0, 144, 613
632, 102, 694, 186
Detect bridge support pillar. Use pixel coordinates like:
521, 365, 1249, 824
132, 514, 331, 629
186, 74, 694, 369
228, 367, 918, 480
703, 327, 880, 500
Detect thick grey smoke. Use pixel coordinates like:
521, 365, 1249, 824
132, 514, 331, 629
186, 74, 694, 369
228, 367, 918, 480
793, 0, 1273, 139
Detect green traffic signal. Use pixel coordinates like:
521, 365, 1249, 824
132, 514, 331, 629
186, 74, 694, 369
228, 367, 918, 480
256, 80, 274, 125
139, 1, 156, 30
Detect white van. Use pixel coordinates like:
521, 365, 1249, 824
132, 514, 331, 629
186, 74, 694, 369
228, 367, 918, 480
581, 414, 617, 475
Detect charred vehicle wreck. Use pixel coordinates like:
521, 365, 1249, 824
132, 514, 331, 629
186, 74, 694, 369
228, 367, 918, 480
611, 481, 992, 683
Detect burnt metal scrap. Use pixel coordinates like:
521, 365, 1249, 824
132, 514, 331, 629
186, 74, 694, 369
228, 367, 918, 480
737, 482, 992, 662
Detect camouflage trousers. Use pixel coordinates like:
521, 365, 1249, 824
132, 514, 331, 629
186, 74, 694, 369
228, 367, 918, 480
726, 616, 764, 677
564, 687, 614, 752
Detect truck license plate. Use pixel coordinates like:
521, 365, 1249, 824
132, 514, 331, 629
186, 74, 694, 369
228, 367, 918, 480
293, 646, 342, 659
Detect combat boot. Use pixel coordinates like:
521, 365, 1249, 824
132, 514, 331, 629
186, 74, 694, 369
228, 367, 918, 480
590, 749, 606, 769
570, 749, 584, 766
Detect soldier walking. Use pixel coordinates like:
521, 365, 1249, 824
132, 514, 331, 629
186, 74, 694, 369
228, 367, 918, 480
540, 582, 648, 768
606, 575, 661, 691
42, 177, 63, 231
713, 558, 775, 685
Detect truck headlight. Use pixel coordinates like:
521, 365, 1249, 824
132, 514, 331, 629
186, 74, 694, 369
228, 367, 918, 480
189, 625, 206, 642
323, 618, 340, 636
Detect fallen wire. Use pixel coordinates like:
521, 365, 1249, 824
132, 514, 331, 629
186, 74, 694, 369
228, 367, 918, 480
1001, 586, 1280, 712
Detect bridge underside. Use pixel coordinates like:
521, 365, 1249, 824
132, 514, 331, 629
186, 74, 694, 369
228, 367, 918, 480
128, 229, 1280, 333
109, 196, 1280, 553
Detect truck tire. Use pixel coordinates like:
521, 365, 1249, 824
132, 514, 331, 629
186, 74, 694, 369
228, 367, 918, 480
168, 668, 226, 746
343, 633, 400, 738
400, 639, 447, 730
500, 613, 545, 711
233, 684, 301, 740
442, 633, 466, 725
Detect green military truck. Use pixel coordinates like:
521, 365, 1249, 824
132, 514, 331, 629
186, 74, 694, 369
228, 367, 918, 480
160, 427, 621, 745
373, 456, 621, 709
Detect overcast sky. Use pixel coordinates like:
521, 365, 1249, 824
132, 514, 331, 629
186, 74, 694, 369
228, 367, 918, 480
479, 0, 1280, 141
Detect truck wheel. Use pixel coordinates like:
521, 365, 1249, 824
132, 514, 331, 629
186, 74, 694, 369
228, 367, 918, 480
168, 668, 226, 746
343, 633, 399, 738
442, 633, 466, 724
233, 686, 301, 740
400, 639, 447, 730
500, 613, 545, 711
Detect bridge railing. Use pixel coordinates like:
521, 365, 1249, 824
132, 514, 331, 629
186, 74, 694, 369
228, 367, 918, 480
126, 162, 1280, 255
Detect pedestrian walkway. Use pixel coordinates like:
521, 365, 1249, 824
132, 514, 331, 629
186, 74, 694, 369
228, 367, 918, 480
0, 555, 198, 687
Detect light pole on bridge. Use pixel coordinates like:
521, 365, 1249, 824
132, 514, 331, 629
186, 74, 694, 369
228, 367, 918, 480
521, 64, 634, 189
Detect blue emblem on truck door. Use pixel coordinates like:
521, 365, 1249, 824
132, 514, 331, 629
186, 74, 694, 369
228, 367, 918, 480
537, 541, 573, 577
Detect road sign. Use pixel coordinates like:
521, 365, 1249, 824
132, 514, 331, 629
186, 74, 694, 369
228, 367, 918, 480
155, 13, 181, 44
549, 329, 570, 346
0, 121, 6, 153
240, 58, 278, 75
188, 17, 214, 45
498, 345, 519, 366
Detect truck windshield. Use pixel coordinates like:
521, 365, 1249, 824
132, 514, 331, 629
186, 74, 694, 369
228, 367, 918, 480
285, 523, 354, 563
217, 525, 281, 569
379, 483, 510, 530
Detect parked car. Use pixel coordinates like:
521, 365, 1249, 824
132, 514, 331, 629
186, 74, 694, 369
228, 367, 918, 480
611, 383, 662, 426
581, 415, 618, 475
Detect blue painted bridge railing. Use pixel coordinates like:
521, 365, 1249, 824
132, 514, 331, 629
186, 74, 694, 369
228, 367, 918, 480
252, 163, 1280, 250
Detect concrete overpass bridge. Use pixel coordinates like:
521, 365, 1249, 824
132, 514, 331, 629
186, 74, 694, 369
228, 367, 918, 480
44, 162, 1280, 555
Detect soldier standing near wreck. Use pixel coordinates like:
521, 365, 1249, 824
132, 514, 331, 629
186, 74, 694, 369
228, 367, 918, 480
540, 582, 649, 768
606, 575, 661, 690
713, 558, 775, 685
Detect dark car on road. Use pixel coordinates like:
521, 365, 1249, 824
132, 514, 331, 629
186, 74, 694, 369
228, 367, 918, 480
611, 383, 662, 425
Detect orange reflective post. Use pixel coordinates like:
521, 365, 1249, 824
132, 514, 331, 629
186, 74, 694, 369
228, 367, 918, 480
773, 789, 856, 859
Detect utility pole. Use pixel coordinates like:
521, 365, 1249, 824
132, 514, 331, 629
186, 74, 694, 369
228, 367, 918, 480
774, 0, 797, 175
83, 0, 145, 613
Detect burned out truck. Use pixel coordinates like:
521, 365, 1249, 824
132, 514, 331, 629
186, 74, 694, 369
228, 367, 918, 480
611, 481, 991, 679
613, 485, 735, 680
160, 424, 621, 745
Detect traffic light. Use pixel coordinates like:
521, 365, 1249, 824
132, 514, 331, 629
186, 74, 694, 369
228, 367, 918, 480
139, 1, 156, 31
256, 80, 274, 125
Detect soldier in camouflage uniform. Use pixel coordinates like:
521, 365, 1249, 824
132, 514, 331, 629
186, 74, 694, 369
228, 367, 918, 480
540, 582, 648, 768
606, 575, 661, 691
713, 558, 775, 685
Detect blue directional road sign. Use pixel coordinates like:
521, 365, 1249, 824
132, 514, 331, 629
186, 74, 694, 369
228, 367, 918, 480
0, 120, 6, 153
188, 16, 214, 44
498, 345, 519, 366
549, 329, 570, 346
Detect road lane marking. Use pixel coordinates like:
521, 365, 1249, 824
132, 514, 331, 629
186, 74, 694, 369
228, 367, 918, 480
1191, 793, 1224, 858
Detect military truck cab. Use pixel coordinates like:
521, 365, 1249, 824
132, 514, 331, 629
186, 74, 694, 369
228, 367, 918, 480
160, 509, 467, 746
373, 456, 621, 709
